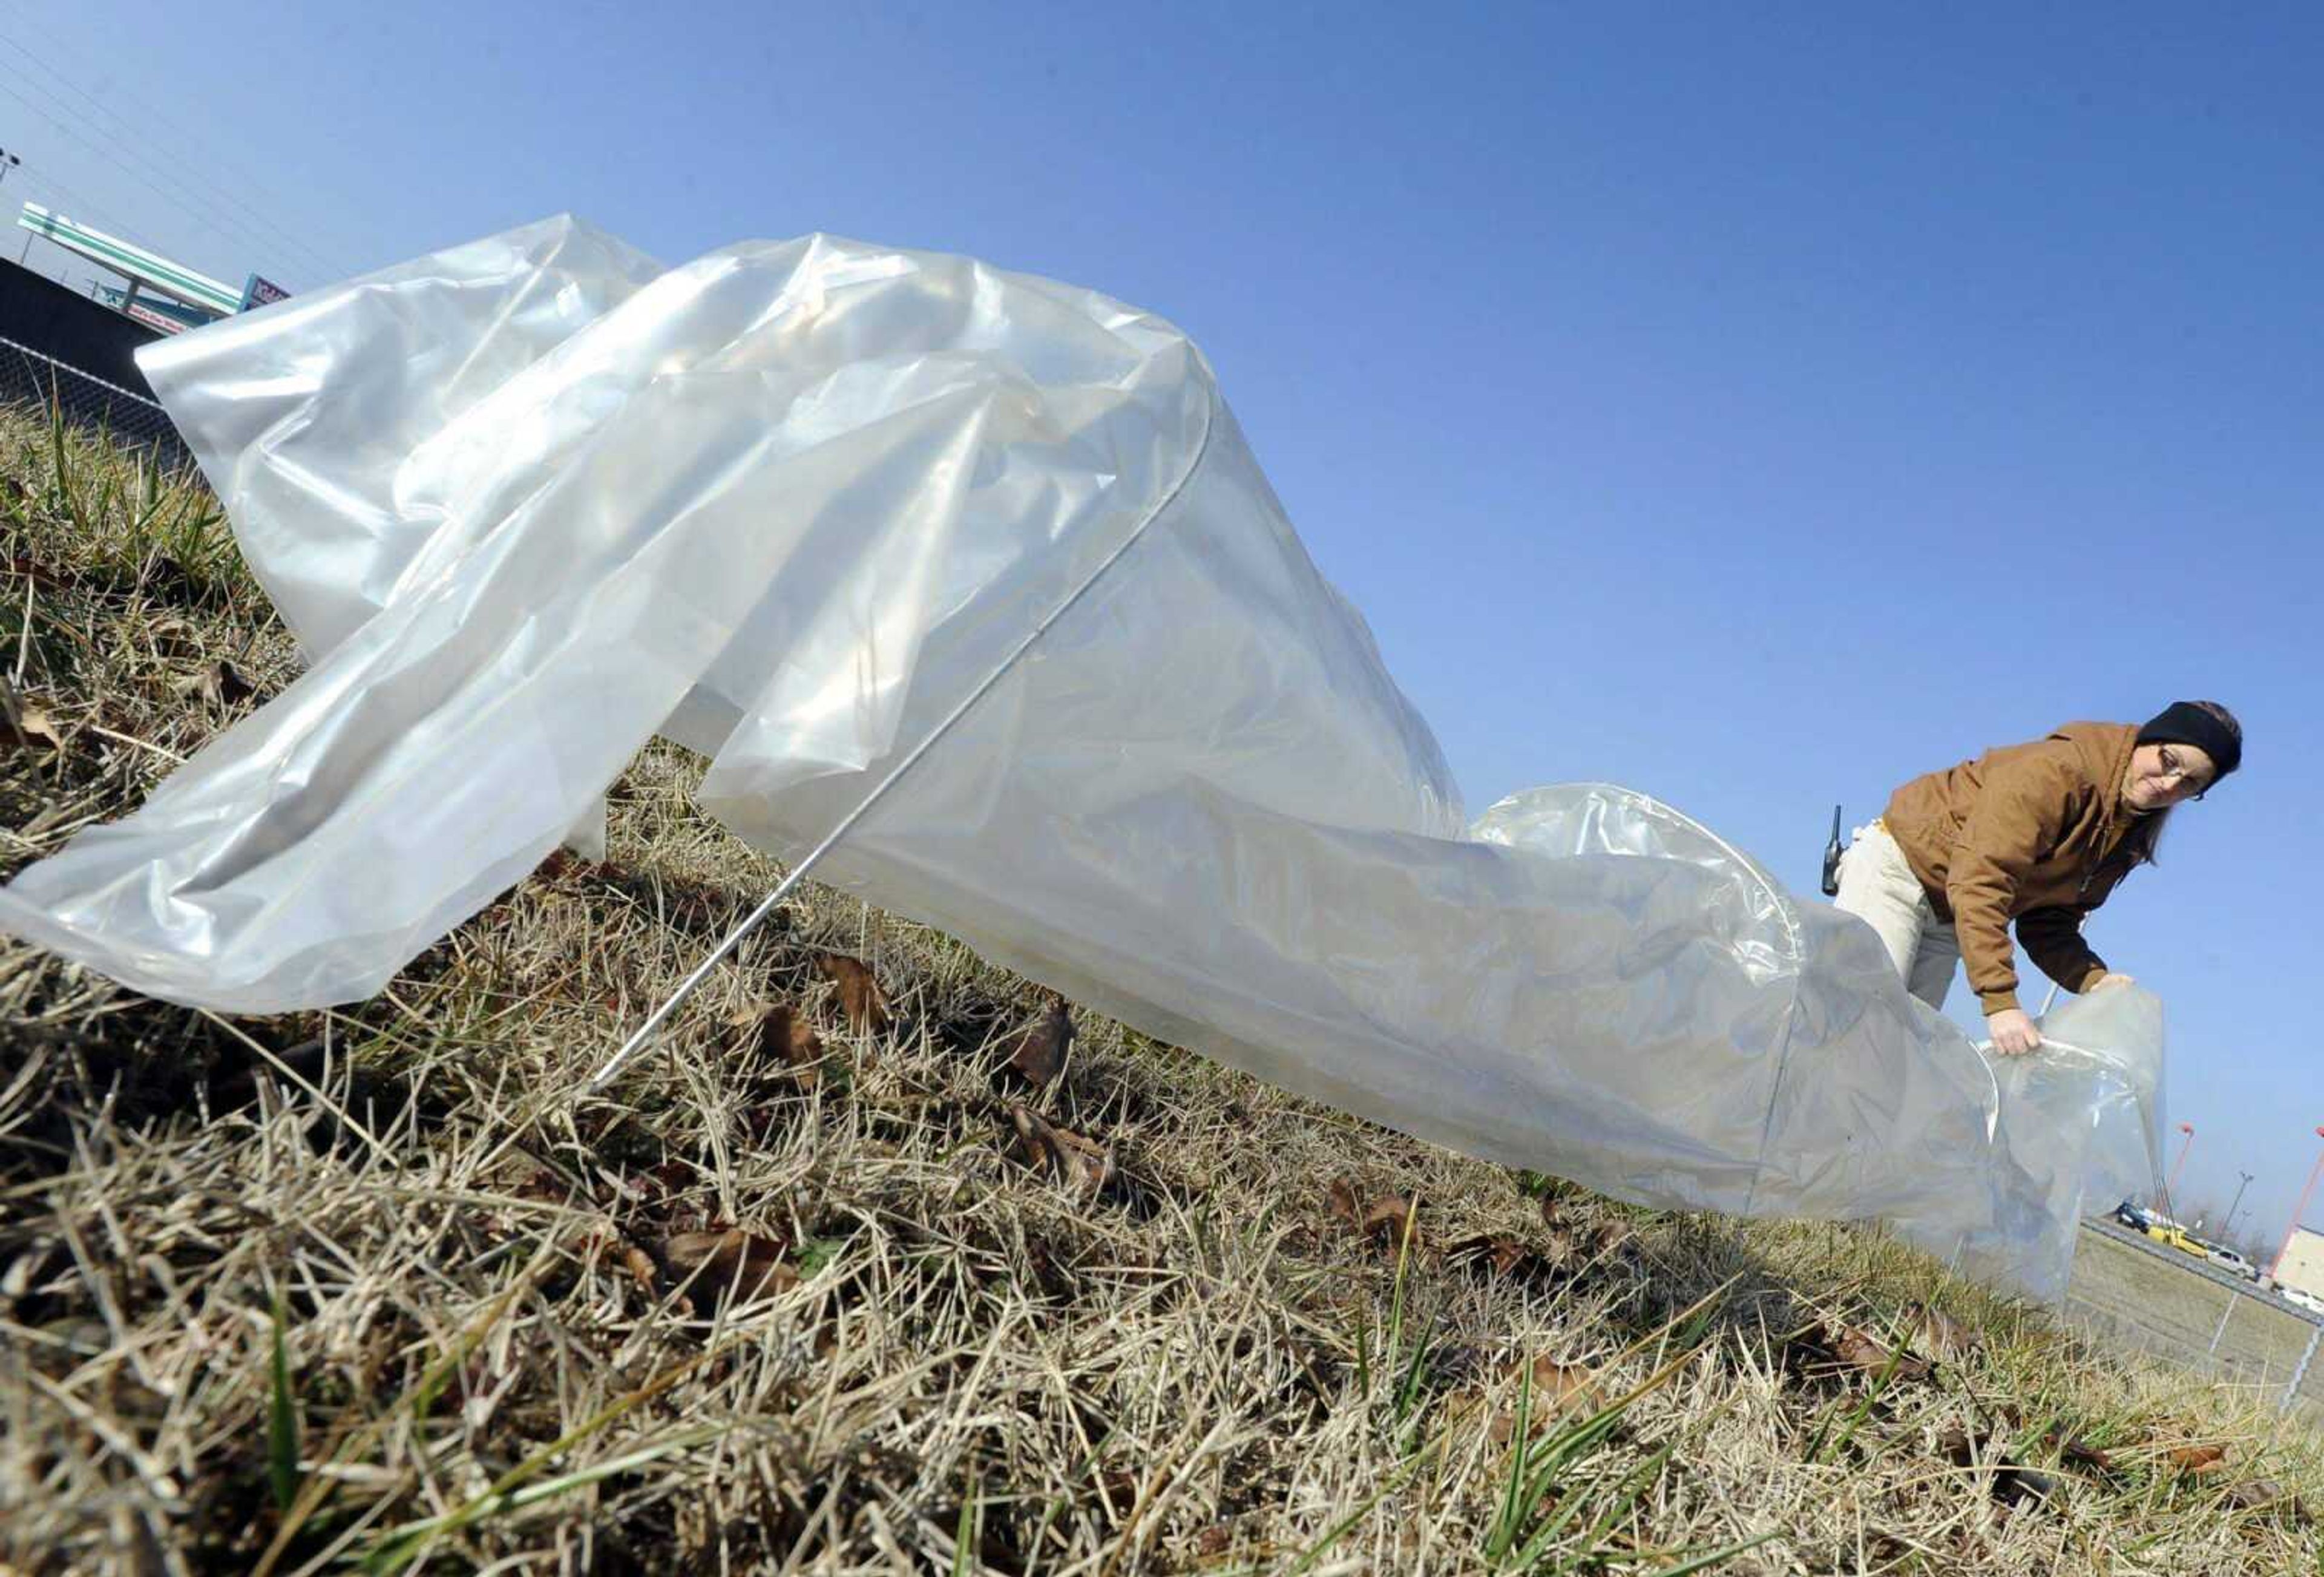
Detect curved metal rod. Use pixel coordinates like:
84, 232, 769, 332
586, 396, 1217, 1092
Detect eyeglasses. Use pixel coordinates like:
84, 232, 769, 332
2158, 746, 2211, 802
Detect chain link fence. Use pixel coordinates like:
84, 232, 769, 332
0, 333, 193, 472
2067, 1218, 2324, 1423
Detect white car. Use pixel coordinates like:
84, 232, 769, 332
2205, 1246, 2257, 1280
2281, 1287, 2324, 1316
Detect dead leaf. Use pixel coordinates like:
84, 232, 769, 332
2164, 1441, 2228, 1476
1912, 1300, 1978, 1361
737, 1002, 823, 1089
1515, 1354, 1596, 1413
1994, 1461, 2055, 1509
1008, 998, 1075, 1084
169, 658, 257, 712
1008, 1105, 1114, 1197
1479, 1236, 1533, 1277
660, 1228, 798, 1305
817, 953, 890, 1035
1452, 1355, 1598, 1445
1490, 1238, 1538, 1277
9, 707, 61, 753
1363, 1195, 1419, 1253
1779, 1325, 1842, 1380
1937, 1426, 2054, 1508
143, 612, 199, 654
2047, 1432, 2115, 1474
1833, 1326, 1933, 1383
1436, 1388, 1497, 1440
206, 659, 255, 709
1448, 1233, 1566, 1287
2227, 1477, 2313, 1521
0, 676, 60, 755
1322, 1181, 1422, 1257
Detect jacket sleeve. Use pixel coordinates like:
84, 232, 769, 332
1945, 746, 2088, 1017
2015, 905, 2110, 1001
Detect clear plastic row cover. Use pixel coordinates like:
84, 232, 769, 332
0, 217, 2161, 1297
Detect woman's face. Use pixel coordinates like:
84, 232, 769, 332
2124, 741, 2216, 811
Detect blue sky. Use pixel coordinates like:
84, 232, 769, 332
5, 2, 2316, 1248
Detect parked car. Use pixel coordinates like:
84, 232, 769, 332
2282, 1287, 2324, 1316
2143, 1220, 2199, 1254
2205, 1245, 2259, 1280
2112, 1200, 2150, 1231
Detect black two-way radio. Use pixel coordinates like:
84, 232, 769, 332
1819, 804, 1846, 897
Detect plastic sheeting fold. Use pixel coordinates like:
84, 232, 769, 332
0, 217, 2162, 1297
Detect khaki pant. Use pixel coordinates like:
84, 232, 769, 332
1833, 821, 1960, 1009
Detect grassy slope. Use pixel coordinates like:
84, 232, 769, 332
1, 405, 2317, 1575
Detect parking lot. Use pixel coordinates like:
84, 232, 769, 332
2065, 1216, 2324, 1421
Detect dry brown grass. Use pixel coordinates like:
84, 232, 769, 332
2, 404, 2319, 1574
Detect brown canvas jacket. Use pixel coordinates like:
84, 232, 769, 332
1882, 722, 2144, 1016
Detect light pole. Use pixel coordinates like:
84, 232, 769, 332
2273, 1126, 2324, 1277
2227, 1169, 2256, 1239
2165, 1121, 2196, 1216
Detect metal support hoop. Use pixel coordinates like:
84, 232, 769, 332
586, 395, 1216, 1092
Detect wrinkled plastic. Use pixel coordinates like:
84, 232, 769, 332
0, 218, 2162, 1297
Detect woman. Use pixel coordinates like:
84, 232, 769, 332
1833, 700, 2241, 1056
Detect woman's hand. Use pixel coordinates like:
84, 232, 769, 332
1986, 1008, 2042, 1057
2091, 972, 2136, 991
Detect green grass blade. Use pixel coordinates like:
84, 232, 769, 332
1283, 1451, 1426, 1577
251, 1248, 555, 1577
954, 1476, 979, 1577
356, 1426, 723, 1572
268, 1285, 300, 1511
1486, 1360, 1535, 1559
45, 396, 90, 540
1647, 1529, 1780, 1575
1530, 1435, 1677, 1571
1810, 1326, 1913, 1466
1394, 1300, 1441, 1428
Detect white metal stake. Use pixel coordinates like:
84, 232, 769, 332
586, 403, 1215, 1092
2208, 1287, 2236, 1356
2282, 1317, 2322, 1414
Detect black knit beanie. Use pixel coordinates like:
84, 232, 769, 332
2137, 701, 2242, 785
